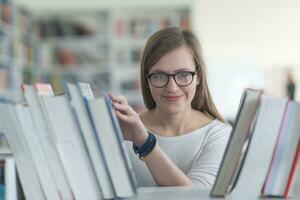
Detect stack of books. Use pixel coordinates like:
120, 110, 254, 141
2, 83, 300, 200
210, 89, 300, 199
0, 82, 137, 200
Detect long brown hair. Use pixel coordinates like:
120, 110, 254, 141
140, 27, 225, 123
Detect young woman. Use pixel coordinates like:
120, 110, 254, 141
110, 27, 231, 187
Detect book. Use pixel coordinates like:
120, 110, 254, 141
284, 141, 300, 198
77, 82, 137, 196
230, 95, 288, 199
0, 157, 17, 200
104, 95, 138, 191
0, 159, 4, 200
40, 93, 103, 200
0, 104, 46, 200
86, 96, 136, 198
262, 101, 300, 197
210, 88, 262, 197
66, 83, 114, 199
14, 104, 61, 200
23, 85, 74, 200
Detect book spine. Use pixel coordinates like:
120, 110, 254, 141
284, 141, 300, 198
104, 95, 138, 192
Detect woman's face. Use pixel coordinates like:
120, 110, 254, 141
148, 45, 198, 115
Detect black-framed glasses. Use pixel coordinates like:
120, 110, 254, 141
147, 71, 196, 88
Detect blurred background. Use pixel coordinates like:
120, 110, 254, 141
1, 0, 300, 121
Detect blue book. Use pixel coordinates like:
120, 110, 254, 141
104, 95, 138, 192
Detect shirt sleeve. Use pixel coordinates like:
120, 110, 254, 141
187, 123, 231, 186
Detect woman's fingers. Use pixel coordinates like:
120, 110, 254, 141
113, 102, 134, 115
115, 110, 130, 122
109, 94, 128, 105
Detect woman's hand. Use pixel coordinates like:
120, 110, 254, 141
109, 94, 148, 146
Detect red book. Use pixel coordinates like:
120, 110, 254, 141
284, 141, 300, 198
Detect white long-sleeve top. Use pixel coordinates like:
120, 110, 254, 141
125, 119, 231, 187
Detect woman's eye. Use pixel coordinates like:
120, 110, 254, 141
177, 72, 189, 79
153, 74, 166, 80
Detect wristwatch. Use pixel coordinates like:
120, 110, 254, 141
133, 132, 156, 161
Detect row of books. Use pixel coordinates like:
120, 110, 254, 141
1, 0, 12, 27
114, 14, 190, 39
0, 82, 137, 200
116, 48, 143, 64
210, 89, 300, 199
37, 14, 108, 39
0, 67, 10, 90
23, 70, 111, 96
38, 42, 109, 68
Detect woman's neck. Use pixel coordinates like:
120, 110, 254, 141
142, 107, 211, 137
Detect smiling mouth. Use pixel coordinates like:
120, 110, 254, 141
164, 95, 183, 102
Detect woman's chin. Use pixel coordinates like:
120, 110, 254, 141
162, 105, 185, 115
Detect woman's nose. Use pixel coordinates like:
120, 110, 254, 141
165, 76, 179, 91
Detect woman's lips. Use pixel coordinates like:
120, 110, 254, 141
164, 95, 183, 102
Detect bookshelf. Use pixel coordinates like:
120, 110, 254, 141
1, 0, 34, 170
20, 6, 191, 112
22, 11, 112, 96
1, 0, 38, 105
0, 0, 16, 103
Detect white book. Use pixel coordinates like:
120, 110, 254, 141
40, 94, 103, 200
230, 95, 288, 199
23, 85, 74, 200
262, 101, 300, 196
4, 157, 17, 200
0, 104, 46, 200
14, 104, 61, 200
87, 97, 135, 198
210, 89, 262, 197
66, 83, 114, 199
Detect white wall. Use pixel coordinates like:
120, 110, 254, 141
194, 0, 300, 64
194, 0, 300, 119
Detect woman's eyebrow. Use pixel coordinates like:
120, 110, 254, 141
150, 68, 193, 74
174, 68, 193, 72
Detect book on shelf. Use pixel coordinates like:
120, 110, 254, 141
210, 88, 262, 197
0, 159, 5, 200
66, 83, 115, 199
14, 104, 62, 200
39, 91, 103, 200
81, 82, 137, 198
0, 103, 46, 200
1, 0, 13, 26
22, 84, 74, 200
0, 157, 17, 200
284, 141, 300, 198
262, 101, 300, 197
229, 95, 288, 199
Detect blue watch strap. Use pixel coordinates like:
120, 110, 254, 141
133, 132, 156, 158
